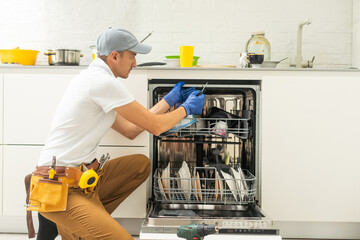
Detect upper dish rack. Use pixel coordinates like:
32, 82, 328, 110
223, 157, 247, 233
159, 113, 252, 139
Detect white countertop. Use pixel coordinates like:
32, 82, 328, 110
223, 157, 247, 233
0, 64, 359, 72
0, 64, 359, 81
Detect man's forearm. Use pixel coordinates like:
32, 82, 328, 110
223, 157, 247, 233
128, 99, 171, 132
149, 99, 171, 114
112, 99, 172, 139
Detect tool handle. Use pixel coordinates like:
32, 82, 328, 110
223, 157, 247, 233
49, 156, 57, 179
51, 156, 56, 169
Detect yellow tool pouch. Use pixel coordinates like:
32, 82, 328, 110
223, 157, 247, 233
26, 162, 98, 212
25, 161, 99, 238
27, 175, 68, 212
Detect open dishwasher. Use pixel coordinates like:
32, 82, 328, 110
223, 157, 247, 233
140, 79, 281, 240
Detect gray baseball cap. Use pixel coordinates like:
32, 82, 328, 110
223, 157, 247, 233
96, 27, 152, 56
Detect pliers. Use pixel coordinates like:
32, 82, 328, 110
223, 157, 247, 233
98, 153, 110, 172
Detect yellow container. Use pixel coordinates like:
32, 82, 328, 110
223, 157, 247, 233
0, 48, 39, 65
179, 46, 194, 67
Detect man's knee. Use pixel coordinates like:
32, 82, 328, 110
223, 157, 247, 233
134, 154, 150, 179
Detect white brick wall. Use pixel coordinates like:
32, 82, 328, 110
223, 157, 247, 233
353, 0, 360, 66
0, 0, 353, 68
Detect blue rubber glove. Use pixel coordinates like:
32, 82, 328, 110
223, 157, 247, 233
180, 90, 206, 116
174, 87, 196, 109
163, 82, 196, 108
181, 87, 196, 101
163, 81, 185, 108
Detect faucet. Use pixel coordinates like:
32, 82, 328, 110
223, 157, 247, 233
296, 18, 312, 68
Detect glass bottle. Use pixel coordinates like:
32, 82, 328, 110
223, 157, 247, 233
245, 31, 271, 61
89, 45, 98, 61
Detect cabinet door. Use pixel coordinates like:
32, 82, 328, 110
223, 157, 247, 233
96, 146, 149, 218
3, 74, 74, 144
2, 145, 41, 216
3, 145, 149, 218
261, 76, 360, 222
100, 74, 149, 146
0, 75, 3, 215
0, 145, 3, 216
0, 74, 3, 144
4, 73, 149, 146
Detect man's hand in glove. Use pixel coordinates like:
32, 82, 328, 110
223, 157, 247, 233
163, 81, 196, 108
180, 90, 206, 116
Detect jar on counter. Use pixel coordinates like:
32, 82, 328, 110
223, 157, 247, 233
89, 45, 99, 61
245, 31, 271, 61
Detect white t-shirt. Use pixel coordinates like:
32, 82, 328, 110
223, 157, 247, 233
38, 58, 134, 167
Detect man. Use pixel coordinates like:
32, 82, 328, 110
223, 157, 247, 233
27, 27, 205, 239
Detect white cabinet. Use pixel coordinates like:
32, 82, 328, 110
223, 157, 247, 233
0, 74, 3, 144
2, 145, 41, 216
0, 75, 3, 216
100, 74, 149, 146
3, 74, 74, 144
261, 76, 360, 222
97, 146, 149, 219
0, 145, 3, 216
3, 73, 149, 146
3, 145, 149, 217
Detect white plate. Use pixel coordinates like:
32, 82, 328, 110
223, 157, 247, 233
157, 172, 167, 200
251, 63, 262, 68
238, 167, 249, 199
161, 163, 171, 200
215, 170, 223, 201
178, 161, 191, 200
221, 170, 238, 201
230, 167, 248, 201
252, 61, 279, 68
194, 172, 202, 201
164, 58, 180, 67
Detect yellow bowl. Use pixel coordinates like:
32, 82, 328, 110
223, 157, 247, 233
0, 49, 39, 65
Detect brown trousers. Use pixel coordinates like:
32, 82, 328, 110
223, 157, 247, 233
40, 154, 150, 240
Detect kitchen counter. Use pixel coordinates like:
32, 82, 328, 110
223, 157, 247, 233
141, 66, 360, 72
0, 64, 359, 71
1, 65, 360, 81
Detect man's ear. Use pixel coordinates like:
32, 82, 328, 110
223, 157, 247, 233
109, 51, 118, 61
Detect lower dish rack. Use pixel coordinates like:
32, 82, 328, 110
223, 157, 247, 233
154, 167, 256, 205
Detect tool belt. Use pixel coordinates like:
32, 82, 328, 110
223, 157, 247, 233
24, 160, 100, 238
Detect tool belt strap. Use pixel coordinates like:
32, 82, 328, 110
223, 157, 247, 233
32, 159, 99, 187
25, 174, 35, 238
33, 166, 81, 188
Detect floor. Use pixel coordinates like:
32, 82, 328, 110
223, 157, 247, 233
0, 235, 336, 240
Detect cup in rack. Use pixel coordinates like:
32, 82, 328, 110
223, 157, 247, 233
213, 121, 228, 137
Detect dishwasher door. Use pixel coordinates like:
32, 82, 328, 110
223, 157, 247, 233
141, 80, 280, 238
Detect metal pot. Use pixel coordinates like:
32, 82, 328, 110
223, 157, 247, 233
44, 49, 83, 66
